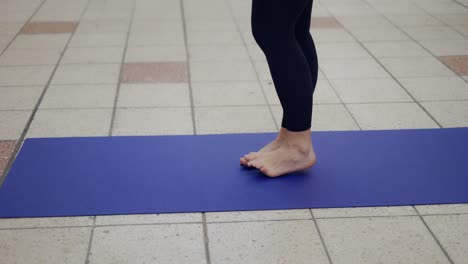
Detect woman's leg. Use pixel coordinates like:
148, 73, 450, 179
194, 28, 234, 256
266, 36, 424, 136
241, 0, 318, 176
295, 0, 319, 105
251, 0, 314, 132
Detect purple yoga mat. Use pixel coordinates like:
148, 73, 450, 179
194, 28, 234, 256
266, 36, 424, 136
1, 128, 467, 218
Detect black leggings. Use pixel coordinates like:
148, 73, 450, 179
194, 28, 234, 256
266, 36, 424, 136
251, 0, 318, 132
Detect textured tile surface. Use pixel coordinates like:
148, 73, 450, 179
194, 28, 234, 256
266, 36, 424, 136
118, 83, 190, 107
20, 21, 78, 34
27, 109, 112, 138
0, 140, 16, 176
195, 106, 277, 134
89, 224, 206, 264
208, 220, 329, 264
423, 214, 468, 264
121, 62, 188, 83
113, 108, 194, 136
318, 216, 451, 264
0, 227, 91, 264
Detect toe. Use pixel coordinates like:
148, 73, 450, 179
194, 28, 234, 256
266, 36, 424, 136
240, 157, 248, 165
244, 152, 258, 161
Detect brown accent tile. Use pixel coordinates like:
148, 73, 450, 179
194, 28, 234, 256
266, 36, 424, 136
311, 17, 342, 28
0, 141, 17, 176
121, 62, 187, 83
439, 55, 468, 75
21, 21, 78, 34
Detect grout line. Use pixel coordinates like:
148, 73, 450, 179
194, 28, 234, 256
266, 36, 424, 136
107, 1, 136, 136
0, 0, 46, 56
202, 213, 212, 264
452, 0, 468, 9
84, 216, 96, 264
413, 206, 455, 264
0, 0, 93, 186
310, 210, 334, 264
316, 75, 363, 130
180, 0, 198, 136
224, 0, 280, 132
363, 0, 468, 86
2, 211, 468, 231
325, 3, 445, 129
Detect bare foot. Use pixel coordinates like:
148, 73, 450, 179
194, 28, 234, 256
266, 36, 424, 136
247, 131, 317, 177
240, 127, 287, 166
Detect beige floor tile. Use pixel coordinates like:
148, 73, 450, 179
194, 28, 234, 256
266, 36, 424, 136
0, 48, 62, 66
187, 30, 243, 45
380, 57, 456, 78
206, 209, 312, 222
190, 61, 257, 82
189, 45, 250, 61
385, 14, 443, 27
320, 58, 389, 79
0, 110, 31, 140
362, 41, 431, 57
27, 108, 112, 138
75, 19, 130, 34
0, 216, 94, 229
208, 220, 329, 264
40, 84, 117, 109
313, 28, 355, 43
128, 31, 184, 46
121, 62, 187, 83
317, 42, 371, 59
313, 206, 416, 218
347, 26, 409, 42
317, 216, 450, 264
125, 45, 186, 62
335, 16, 394, 29
0, 65, 54, 86
89, 224, 206, 264
423, 214, 468, 264
421, 101, 468, 127
61, 47, 124, 64
9, 34, 70, 49
185, 19, 237, 32
347, 102, 439, 129
453, 25, 468, 38
95, 213, 202, 225
20, 21, 78, 34
416, 204, 468, 215
117, 83, 190, 107
192, 81, 266, 106
330, 78, 413, 103
433, 13, 468, 26
399, 77, 468, 101
420, 40, 468, 56
112, 107, 194, 136
69, 33, 127, 47
0, 86, 43, 110
195, 106, 277, 134
402, 26, 464, 41
0, 227, 91, 264
272, 104, 360, 131
130, 20, 183, 33
0, 23, 24, 35
51, 64, 121, 85
313, 80, 342, 104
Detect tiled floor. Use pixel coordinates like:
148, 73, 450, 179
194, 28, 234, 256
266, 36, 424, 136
0, 0, 468, 263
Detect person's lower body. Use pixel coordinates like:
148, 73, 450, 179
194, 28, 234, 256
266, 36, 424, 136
240, 0, 319, 177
